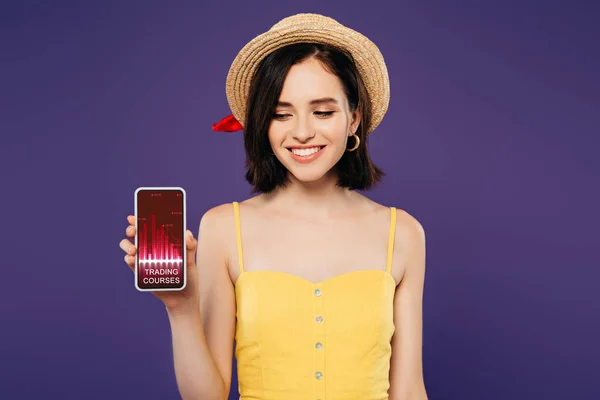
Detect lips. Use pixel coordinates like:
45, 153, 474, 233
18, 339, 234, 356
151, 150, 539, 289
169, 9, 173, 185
287, 146, 325, 156
287, 145, 326, 164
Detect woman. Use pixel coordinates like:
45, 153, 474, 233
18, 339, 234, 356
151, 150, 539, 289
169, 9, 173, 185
120, 13, 427, 400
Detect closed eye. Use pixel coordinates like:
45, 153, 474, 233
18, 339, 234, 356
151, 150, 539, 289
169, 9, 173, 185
272, 111, 335, 120
315, 111, 334, 117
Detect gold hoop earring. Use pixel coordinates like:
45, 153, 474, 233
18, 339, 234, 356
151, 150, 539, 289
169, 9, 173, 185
346, 133, 360, 152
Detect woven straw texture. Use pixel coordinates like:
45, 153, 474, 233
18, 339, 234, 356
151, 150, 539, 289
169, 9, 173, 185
225, 13, 390, 135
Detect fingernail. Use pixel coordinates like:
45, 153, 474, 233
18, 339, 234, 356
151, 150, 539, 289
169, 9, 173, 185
127, 247, 132, 253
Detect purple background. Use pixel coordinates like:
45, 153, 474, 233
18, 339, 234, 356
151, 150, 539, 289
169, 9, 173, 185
1, 1, 599, 399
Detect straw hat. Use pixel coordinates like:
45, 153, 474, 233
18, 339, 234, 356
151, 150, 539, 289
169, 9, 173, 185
213, 13, 390, 135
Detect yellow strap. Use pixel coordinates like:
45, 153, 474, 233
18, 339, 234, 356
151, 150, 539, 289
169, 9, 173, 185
233, 202, 245, 273
386, 207, 397, 273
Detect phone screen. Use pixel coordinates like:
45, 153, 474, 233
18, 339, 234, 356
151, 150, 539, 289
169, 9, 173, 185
134, 187, 186, 291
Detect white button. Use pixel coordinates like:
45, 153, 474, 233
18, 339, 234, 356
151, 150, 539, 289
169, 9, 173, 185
315, 315, 323, 323
314, 289, 322, 297
315, 371, 323, 379
315, 342, 323, 350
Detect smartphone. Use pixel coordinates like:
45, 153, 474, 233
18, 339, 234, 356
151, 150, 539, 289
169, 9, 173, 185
134, 187, 186, 291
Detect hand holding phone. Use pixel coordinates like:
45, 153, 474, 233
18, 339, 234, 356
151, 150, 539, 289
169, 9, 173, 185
120, 187, 199, 311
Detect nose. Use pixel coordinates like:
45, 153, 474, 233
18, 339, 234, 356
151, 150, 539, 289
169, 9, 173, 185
292, 114, 316, 142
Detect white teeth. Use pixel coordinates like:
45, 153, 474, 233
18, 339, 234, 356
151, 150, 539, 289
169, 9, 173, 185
291, 147, 321, 156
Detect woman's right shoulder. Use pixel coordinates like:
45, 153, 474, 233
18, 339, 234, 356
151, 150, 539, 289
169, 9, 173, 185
199, 199, 252, 230
198, 201, 254, 268
200, 202, 235, 229
199, 195, 264, 234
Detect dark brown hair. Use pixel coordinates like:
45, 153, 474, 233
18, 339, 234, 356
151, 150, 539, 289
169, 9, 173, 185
243, 42, 385, 194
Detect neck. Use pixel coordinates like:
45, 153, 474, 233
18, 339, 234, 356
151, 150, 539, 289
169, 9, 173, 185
263, 172, 358, 218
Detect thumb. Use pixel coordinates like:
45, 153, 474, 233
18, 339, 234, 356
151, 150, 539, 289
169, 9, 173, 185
185, 230, 197, 268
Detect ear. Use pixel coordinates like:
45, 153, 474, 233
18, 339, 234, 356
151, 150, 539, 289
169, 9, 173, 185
349, 108, 362, 135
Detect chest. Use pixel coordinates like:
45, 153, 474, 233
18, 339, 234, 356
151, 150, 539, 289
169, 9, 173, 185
227, 210, 404, 286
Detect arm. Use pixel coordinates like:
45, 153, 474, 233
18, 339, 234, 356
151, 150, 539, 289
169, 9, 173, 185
388, 213, 428, 400
167, 204, 236, 400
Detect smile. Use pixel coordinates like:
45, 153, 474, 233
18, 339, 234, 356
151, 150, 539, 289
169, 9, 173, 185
287, 146, 326, 163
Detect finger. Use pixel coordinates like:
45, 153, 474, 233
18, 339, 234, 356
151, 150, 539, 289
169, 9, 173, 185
127, 215, 135, 225
185, 230, 197, 268
120, 238, 136, 255
126, 224, 135, 238
124, 253, 134, 271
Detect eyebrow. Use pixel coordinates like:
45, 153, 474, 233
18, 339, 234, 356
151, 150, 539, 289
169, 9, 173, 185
276, 97, 339, 107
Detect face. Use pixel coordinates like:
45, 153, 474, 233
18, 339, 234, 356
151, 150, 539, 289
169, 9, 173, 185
268, 57, 361, 185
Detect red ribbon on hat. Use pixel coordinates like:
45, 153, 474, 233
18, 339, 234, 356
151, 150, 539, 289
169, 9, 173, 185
212, 114, 243, 132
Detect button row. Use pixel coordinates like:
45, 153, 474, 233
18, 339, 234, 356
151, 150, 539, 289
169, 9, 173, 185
314, 287, 324, 393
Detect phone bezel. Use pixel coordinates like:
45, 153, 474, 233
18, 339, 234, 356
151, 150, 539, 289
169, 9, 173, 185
134, 186, 187, 292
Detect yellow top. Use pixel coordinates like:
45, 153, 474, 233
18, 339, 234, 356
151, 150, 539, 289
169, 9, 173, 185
233, 202, 397, 400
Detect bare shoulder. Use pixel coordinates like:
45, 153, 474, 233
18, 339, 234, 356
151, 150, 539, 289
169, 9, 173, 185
197, 202, 237, 254
360, 195, 425, 284
198, 203, 233, 238
198, 201, 253, 283
355, 194, 422, 231
393, 208, 426, 283
199, 196, 265, 236
200, 202, 236, 223
392, 207, 425, 261
395, 208, 425, 241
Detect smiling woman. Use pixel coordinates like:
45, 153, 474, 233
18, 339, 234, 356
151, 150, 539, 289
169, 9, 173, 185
154, 12, 428, 400
241, 43, 384, 193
